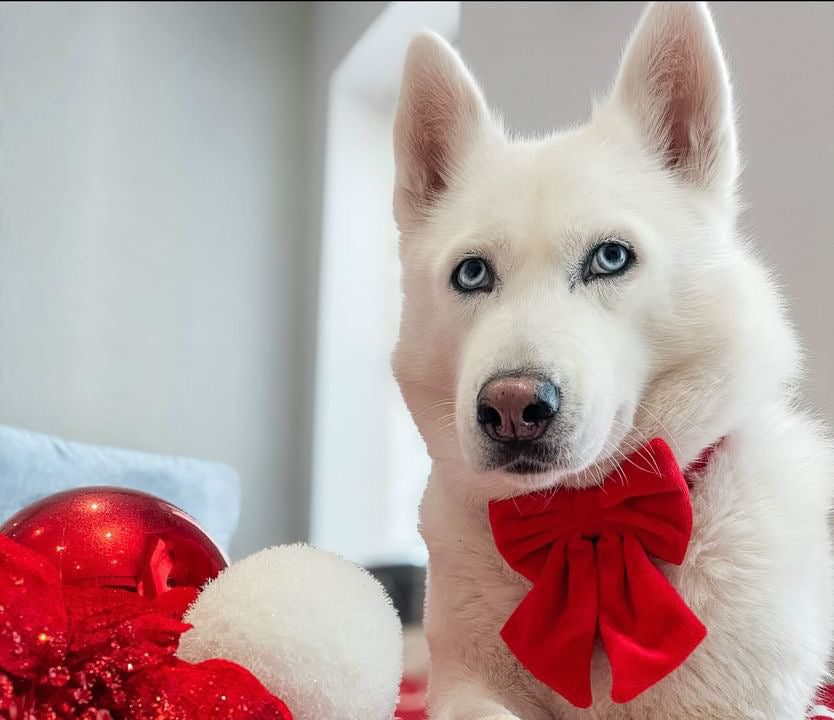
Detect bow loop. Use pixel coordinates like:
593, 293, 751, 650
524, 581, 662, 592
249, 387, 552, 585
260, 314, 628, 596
599, 533, 707, 703
489, 437, 707, 708
488, 493, 576, 582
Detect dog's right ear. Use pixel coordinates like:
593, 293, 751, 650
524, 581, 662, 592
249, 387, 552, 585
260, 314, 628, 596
394, 32, 493, 231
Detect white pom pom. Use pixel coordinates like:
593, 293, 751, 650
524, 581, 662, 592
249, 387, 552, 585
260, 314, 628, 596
177, 544, 403, 720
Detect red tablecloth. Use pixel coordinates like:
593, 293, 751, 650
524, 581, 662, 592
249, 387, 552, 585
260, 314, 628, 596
396, 680, 834, 719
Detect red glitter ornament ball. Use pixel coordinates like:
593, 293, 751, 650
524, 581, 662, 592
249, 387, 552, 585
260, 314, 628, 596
0, 487, 227, 597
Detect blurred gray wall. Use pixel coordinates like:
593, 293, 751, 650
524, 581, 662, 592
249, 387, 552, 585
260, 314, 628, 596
0, 2, 311, 558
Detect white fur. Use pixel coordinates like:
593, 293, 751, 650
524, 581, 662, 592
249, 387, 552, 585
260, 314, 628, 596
392, 3, 833, 718
177, 544, 403, 720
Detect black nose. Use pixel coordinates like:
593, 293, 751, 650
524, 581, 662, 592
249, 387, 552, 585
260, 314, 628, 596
476, 376, 559, 443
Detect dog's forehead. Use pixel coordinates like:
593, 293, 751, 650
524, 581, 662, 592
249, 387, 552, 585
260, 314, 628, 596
466, 129, 642, 254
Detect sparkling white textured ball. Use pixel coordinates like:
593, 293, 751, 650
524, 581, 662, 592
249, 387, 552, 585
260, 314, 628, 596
177, 543, 404, 720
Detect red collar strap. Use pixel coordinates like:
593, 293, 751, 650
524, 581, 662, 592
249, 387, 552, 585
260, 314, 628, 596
686, 439, 722, 485
489, 437, 720, 708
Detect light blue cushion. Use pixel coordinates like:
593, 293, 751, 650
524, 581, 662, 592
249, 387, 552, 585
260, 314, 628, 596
0, 424, 240, 552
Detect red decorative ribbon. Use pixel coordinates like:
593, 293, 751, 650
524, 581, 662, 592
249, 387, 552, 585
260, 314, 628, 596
489, 438, 707, 708
0, 533, 292, 719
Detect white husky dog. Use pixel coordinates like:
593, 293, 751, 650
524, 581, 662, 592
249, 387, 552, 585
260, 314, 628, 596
392, 3, 833, 719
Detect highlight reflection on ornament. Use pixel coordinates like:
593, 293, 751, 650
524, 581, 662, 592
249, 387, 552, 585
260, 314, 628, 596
0, 487, 227, 597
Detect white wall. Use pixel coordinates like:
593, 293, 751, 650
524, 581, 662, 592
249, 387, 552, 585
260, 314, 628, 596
310, 3, 459, 566
297, 1, 387, 517
0, 2, 311, 558
458, 1, 834, 419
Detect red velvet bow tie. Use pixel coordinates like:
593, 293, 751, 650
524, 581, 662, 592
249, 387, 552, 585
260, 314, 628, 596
488, 437, 707, 708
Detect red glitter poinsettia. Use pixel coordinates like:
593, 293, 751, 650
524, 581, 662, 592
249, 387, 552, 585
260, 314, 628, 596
0, 534, 292, 720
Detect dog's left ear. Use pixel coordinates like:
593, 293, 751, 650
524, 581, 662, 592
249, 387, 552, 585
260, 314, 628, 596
610, 2, 738, 192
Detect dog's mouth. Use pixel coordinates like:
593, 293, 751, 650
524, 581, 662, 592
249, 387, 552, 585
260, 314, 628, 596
503, 458, 554, 475
476, 422, 621, 485
487, 426, 632, 492
483, 440, 565, 476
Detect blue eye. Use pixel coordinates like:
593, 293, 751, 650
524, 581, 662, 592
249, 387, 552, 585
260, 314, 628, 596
453, 257, 494, 292
588, 242, 632, 278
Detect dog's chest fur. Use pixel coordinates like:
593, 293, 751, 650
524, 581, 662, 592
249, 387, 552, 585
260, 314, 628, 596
420, 403, 833, 720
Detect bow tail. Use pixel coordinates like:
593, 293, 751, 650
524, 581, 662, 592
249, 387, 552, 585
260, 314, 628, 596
598, 533, 707, 704
500, 538, 598, 709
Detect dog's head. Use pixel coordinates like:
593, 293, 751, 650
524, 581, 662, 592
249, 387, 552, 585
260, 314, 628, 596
393, 3, 798, 497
